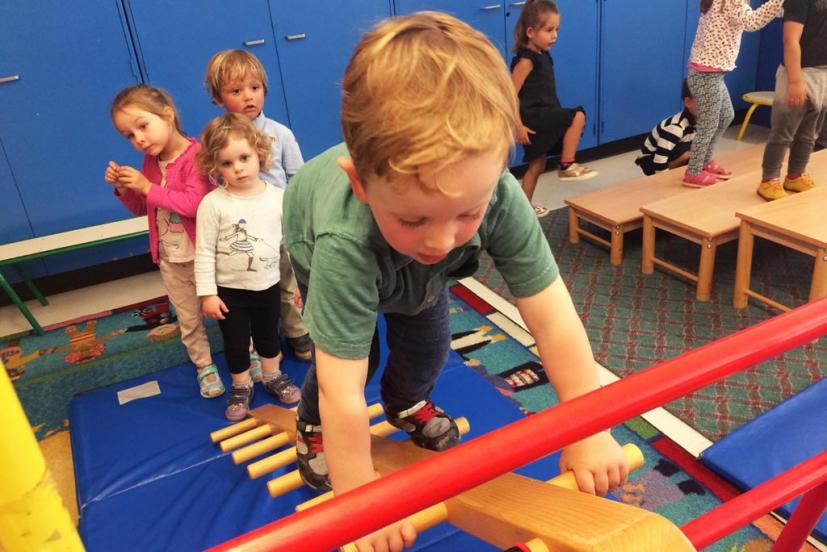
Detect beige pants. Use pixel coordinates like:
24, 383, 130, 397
279, 245, 308, 338
159, 260, 213, 368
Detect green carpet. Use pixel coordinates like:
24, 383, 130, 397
473, 207, 825, 441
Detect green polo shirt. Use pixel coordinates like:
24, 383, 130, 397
283, 144, 558, 359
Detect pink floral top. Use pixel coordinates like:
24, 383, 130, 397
689, 0, 783, 72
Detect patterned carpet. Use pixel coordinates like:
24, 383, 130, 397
473, 207, 825, 441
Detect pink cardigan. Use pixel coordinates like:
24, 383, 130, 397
689, 0, 782, 72
116, 138, 213, 263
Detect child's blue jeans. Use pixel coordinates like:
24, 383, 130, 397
297, 288, 451, 424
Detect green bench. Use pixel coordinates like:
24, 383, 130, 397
0, 216, 148, 335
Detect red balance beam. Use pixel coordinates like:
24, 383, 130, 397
681, 451, 827, 549
211, 297, 827, 552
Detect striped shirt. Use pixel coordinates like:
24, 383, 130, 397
636, 109, 697, 174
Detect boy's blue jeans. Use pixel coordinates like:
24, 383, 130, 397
297, 288, 451, 425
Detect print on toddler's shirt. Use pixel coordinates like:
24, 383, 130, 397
219, 218, 278, 272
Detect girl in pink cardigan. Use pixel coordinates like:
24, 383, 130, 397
684, 0, 783, 187
104, 85, 224, 400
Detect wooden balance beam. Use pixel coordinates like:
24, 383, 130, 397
212, 404, 695, 551
564, 145, 763, 266
640, 150, 827, 301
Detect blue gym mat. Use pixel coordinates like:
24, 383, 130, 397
71, 349, 564, 551
701, 378, 826, 541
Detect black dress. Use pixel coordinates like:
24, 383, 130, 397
510, 48, 583, 163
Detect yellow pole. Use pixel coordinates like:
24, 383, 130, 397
0, 359, 84, 551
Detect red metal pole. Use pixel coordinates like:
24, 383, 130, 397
210, 297, 827, 552
772, 482, 827, 552
681, 451, 827, 549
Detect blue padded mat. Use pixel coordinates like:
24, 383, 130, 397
71, 349, 564, 551
701, 379, 826, 540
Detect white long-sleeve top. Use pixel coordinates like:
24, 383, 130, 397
195, 184, 284, 296
689, 0, 783, 71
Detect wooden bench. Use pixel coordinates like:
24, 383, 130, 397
640, 150, 827, 301
0, 216, 148, 335
564, 145, 763, 265
733, 186, 827, 311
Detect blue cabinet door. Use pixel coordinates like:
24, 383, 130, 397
269, 1, 392, 159
600, 0, 687, 143
0, 1, 141, 236
0, 140, 32, 244
395, 0, 508, 57
0, 1, 151, 276
123, 0, 290, 135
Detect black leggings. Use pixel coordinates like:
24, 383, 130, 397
217, 283, 281, 374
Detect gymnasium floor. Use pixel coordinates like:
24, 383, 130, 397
3, 125, 778, 533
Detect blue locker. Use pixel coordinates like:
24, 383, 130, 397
0, 139, 32, 244
269, 1, 392, 159
123, 0, 290, 136
396, 0, 509, 58
0, 1, 148, 275
600, 0, 687, 144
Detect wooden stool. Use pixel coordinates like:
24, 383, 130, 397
737, 91, 774, 141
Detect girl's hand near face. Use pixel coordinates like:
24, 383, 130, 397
117, 166, 153, 195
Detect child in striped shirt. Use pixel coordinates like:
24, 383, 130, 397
636, 80, 698, 176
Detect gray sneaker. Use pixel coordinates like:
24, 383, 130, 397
225, 382, 254, 421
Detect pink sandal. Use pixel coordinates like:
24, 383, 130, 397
683, 170, 719, 188
703, 161, 732, 180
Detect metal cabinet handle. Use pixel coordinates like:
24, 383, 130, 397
243, 39, 265, 46
510, 1, 526, 5
480, 4, 503, 10
0, 75, 20, 85
285, 33, 307, 41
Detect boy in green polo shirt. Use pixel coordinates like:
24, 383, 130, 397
284, 12, 628, 550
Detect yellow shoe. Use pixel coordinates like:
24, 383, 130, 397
757, 179, 789, 201
783, 173, 816, 193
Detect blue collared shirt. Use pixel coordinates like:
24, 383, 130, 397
253, 112, 304, 189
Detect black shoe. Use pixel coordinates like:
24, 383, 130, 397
295, 417, 331, 491
287, 333, 313, 361
387, 400, 460, 451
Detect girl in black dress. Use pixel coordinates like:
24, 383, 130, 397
511, 0, 597, 217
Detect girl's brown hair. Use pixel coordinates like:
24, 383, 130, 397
110, 84, 183, 135
197, 113, 272, 178
700, 0, 714, 13
513, 0, 559, 52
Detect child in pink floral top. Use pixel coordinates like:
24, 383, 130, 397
683, 0, 783, 188
104, 84, 224, 400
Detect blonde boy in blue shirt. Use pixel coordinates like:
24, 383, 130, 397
284, 13, 628, 551
204, 49, 312, 362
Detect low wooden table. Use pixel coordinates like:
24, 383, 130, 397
565, 145, 763, 265
639, 151, 827, 301
733, 186, 827, 311
0, 216, 148, 334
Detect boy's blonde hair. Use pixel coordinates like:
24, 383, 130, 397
110, 84, 184, 134
197, 113, 272, 178
341, 12, 518, 189
204, 49, 269, 104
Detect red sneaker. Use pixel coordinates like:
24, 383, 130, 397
387, 400, 460, 451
